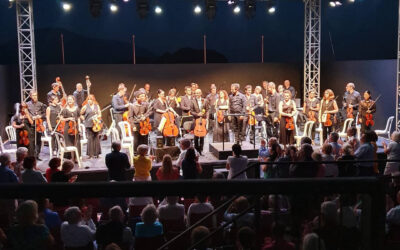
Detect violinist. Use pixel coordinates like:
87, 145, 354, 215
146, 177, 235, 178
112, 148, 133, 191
27, 91, 46, 160
112, 83, 129, 136
213, 90, 230, 143
73, 83, 89, 109
303, 90, 320, 141
243, 85, 256, 144
60, 95, 81, 162
190, 83, 198, 97
319, 89, 339, 142
265, 82, 281, 138
80, 95, 101, 159
46, 96, 61, 154
180, 86, 193, 116
261, 80, 269, 99
153, 89, 169, 132
144, 83, 151, 101
358, 90, 376, 134
190, 89, 209, 155
166, 88, 180, 111
129, 91, 153, 151
283, 80, 296, 100
47, 82, 63, 104
229, 83, 247, 144
342, 82, 361, 119
278, 90, 297, 147
12, 103, 34, 154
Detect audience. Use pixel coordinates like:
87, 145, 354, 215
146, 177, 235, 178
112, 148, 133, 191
337, 143, 357, 177
236, 226, 256, 250
135, 204, 163, 238
312, 152, 325, 177
290, 144, 318, 178
302, 233, 326, 250
354, 133, 375, 176
45, 157, 61, 182
187, 194, 216, 227
182, 147, 202, 179
133, 144, 153, 181
177, 138, 199, 168
51, 159, 77, 183
387, 190, 400, 227
191, 226, 210, 250
321, 144, 338, 177
21, 156, 47, 183
263, 143, 282, 178
227, 144, 248, 179
382, 131, 400, 176
158, 196, 185, 222
328, 132, 342, 158
156, 154, 180, 180
11, 147, 28, 180
346, 127, 360, 151
224, 196, 254, 230
105, 141, 131, 181
0, 153, 18, 183
262, 222, 295, 250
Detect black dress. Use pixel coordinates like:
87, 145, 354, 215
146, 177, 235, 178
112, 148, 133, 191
12, 114, 34, 155
213, 99, 230, 142
358, 99, 376, 134
83, 104, 101, 157
61, 107, 81, 157
279, 100, 296, 145
48, 104, 61, 152
153, 98, 167, 130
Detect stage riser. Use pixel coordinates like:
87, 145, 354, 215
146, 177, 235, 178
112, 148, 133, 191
209, 142, 259, 160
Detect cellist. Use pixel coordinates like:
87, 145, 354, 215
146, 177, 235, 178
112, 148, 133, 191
129, 90, 153, 152
27, 91, 46, 160
190, 89, 209, 155
358, 90, 376, 134
303, 90, 320, 142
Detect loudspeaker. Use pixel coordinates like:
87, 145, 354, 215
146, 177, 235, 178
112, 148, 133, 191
166, 136, 176, 147
156, 136, 164, 148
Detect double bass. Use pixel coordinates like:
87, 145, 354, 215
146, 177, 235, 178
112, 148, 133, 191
55, 77, 67, 107
194, 109, 207, 137
81, 75, 93, 107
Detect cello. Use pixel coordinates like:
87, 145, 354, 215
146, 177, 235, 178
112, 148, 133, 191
194, 109, 207, 137
81, 75, 93, 107
162, 109, 179, 137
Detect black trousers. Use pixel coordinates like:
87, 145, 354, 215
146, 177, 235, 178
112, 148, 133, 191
322, 125, 334, 142
114, 113, 123, 137
232, 116, 244, 143
243, 117, 255, 143
28, 129, 42, 158
194, 136, 205, 154
133, 130, 149, 152
265, 115, 279, 138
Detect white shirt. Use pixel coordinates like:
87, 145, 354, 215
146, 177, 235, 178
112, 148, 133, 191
158, 203, 185, 221
197, 98, 202, 111
227, 155, 248, 179
187, 202, 216, 227
60, 220, 96, 247
176, 148, 200, 168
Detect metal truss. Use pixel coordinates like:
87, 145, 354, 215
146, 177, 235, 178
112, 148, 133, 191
303, 0, 321, 99
16, 0, 37, 103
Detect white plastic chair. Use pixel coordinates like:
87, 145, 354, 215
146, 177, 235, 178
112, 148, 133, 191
111, 127, 120, 142
55, 133, 82, 169
79, 124, 88, 159
5, 126, 16, 144
118, 121, 134, 165
294, 121, 315, 146
0, 136, 17, 154
338, 118, 354, 141
375, 116, 394, 139
40, 122, 53, 158
106, 108, 116, 137
315, 123, 323, 145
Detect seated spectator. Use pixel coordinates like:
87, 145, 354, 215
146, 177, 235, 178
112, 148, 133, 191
227, 144, 248, 179
8, 200, 54, 249
45, 157, 61, 182
312, 152, 326, 177
96, 205, 133, 250
0, 153, 18, 183
11, 147, 28, 180
275, 146, 297, 178
100, 181, 128, 221
177, 139, 199, 168
0, 153, 18, 229
387, 190, 400, 227
237, 226, 256, 250
182, 147, 202, 179
135, 204, 163, 238
105, 141, 131, 181
37, 198, 62, 233
314, 201, 340, 250
263, 143, 282, 179
321, 144, 338, 177
61, 206, 96, 249
290, 144, 318, 178
187, 195, 216, 227
259, 139, 269, 178
105, 243, 122, 250
337, 143, 357, 177
302, 233, 326, 250
133, 144, 152, 181
21, 156, 47, 183
346, 127, 360, 150
338, 195, 358, 229
158, 196, 185, 221
190, 226, 210, 250
328, 132, 342, 158
301, 136, 312, 146
354, 133, 375, 176
51, 160, 77, 183
156, 154, 180, 180
382, 131, 400, 176
262, 222, 295, 250
225, 196, 254, 230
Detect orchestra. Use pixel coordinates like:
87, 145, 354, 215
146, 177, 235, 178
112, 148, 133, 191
9, 77, 381, 164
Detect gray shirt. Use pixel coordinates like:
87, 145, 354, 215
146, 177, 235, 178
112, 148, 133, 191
229, 92, 247, 114
227, 155, 248, 179
21, 169, 47, 183
112, 94, 127, 113
354, 143, 374, 167
27, 101, 46, 118
342, 91, 361, 109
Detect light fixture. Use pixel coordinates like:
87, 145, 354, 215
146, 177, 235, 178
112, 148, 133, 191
123, 0, 129, 2
110, 3, 118, 12
268, 6, 276, 14
62, 2, 72, 12
329, 1, 336, 7
233, 5, 240, 14
194, 5, 202, 14
335, 1, 342, 6
154, 6, 162, 14
267, 0, 276, 14
348, 0, 355, 2
205, 0, 216, 20
227, 0, 237, 5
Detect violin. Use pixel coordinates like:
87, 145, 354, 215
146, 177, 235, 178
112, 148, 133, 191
56, 77, 67, 107
194, 109, 207, 137
365, 114, 374, 126
56, 120, 65, 133
285, 117, 295, 130
308, 110, 317, 122
35, 118, 45, 133
18, 130, 29, 146
139, 117, 152, 136
346, 106, 354, 119
122, 84, 137, 122
162, 110, 179, 137
92, 115, 103, 133
67, 120, 78, 135
324, 113, 332, 126
248, 110, 256, 126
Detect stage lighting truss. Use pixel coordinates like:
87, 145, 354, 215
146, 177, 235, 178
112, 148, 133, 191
245, 0, 256, 19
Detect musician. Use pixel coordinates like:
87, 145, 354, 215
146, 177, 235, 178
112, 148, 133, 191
144, 83, 151, 100
261, 81, 269, 99
303, 90, 320, 141
253, 86, 264, 110
27, 91, 46, 160
319, 89, 339, 142
191, 83, 198, 96
153, 89, 168, 131
180, 86, 193, 116
190, 89, 208, 155
60, 95, 81, 162
47, 82, 62, 104
358, 90, 376, 134
342, 82, 361, 118
112, 83, 129, 135
265, 82, 281, 138
166, 88, 180, 111
46, 96, 61, 153
243, 85, 256, 144
277, 85, 284, 99
129, 91, 153, 151
80, 95, 101, 158
73, 83, 89, 109
12, 103, 34, 153
206, 84, 218, 121
229, 83, 247, 144
213, 90, 230, 142
279, 90, 297, 147
283, 80, 296, 99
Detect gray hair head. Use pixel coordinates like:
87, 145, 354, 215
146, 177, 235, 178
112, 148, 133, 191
64, 206, 82, 224
391, 131, 400, 143
141, 204, 158, 224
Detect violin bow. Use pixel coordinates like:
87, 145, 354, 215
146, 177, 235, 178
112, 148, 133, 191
127, 84, 137, 102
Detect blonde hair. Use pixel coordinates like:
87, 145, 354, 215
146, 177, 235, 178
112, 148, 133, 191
137, 144, 149, 156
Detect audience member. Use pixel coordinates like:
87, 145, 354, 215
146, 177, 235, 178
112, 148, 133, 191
37, 198, 62, 233
290, 144, 318, 178
182, 147, 202, 179
328, 132, 342, 158
105, 141, 131, 181
21, 156, 47, 183
51, 159, 77, 183
45, 157, 61, 182
300, 136, 312, 146
135, 204, 163, 238
237, 226, 256, 250
302, 233, 326, 250
346, 127, 360, 150
227, 144, 248, 179
8, 200, 54, 249
354, 133, 375, 176
177, 139, 199, 168
96, 205, 133, 250
382, 131, 400, 175
259, 139, 269, 178
191, 226, 210, 250
312, 152, 326, 177
133, 144, 152, 181
275, 146, 297, 178
158, 196, 185, 222
225, 196, 254, 230
262, 222, 295, 250
0, 153, 18, 183
61, 206, 96, 249
337, 143, 357, 177
156, 154, 180, 180
11, 147, 28, 180
321, 144, 338, 177
187, 194, 216, 227
387, 190, 400, 227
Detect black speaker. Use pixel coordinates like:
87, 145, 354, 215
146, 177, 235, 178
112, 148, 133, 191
156, 136, 164, 148
166, 136, 176, 147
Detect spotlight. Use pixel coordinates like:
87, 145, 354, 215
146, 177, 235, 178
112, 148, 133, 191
110, 3, 118, 12
268, 6, 276, 14
348, 0, 355, 2
329, 1, 336, 7
89, 0, 103, 18
123, 0, 129, 2
62, 2, 72, 12
335, 1, 342, 6
136, 0, 149, 19
233, 5, 240, 14
194, 5, 202, 14
154, 6, 162, 14
205, 0, 216, 20
227, 0, 237, 5
267, 0, 276, 14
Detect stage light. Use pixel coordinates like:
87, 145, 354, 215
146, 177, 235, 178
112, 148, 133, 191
266, 0, 276, 14
233, 5, 240, 14
194, 5, 202, 14
268, 6, 276, 14
123, 0, 129, 2
62, 2, 72, 12
154, 6, 162, 14
348, 0, 355, 2
335, 1, 342, 6
329, 1, 336, 7
227, 0, 237, 5
205, 0, 216, 20
110, 3, 118, 12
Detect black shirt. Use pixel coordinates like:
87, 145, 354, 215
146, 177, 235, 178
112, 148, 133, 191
73, 90, 87, 108
229, 92, 247, 114
112, 94, 128, 114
